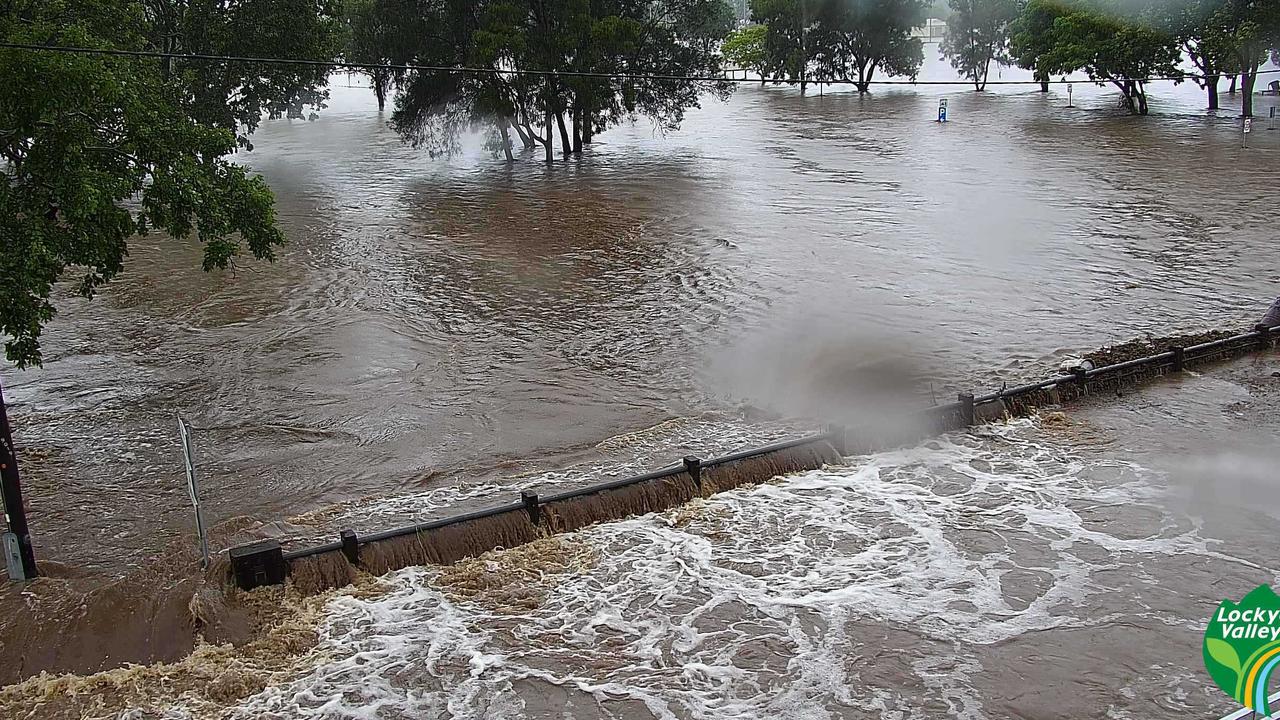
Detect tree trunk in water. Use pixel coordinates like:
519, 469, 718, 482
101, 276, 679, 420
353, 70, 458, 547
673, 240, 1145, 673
499, 122, 514, 162
1206, 75, 1219, 110
512, 121, 533, 149
545, 96, 553, 163
374, 75, 387, 112
1135, 83, 1149, 115
1228, 74, 1237, 94
1241, 71, 1256, 117
572, 102, 583, 154
1036, 70, 1048, 93
555, 110, 571, 157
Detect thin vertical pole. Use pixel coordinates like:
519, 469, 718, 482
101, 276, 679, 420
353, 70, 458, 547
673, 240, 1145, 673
0, 378, 37, 579
178, 416, 210, 569
545, 76, 554, 163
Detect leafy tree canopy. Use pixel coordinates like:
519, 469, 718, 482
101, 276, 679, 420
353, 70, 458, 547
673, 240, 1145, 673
1, 0, 338, 366
1011, 0, 1181, 114
749, 0, 928, 92
722, 23, 770, 81
383, 0, 734, 161
940, 0, 1019, 90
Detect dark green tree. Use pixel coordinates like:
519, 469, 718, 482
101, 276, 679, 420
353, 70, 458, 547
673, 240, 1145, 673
749, 0, 813, 91
388, 0, 732, 162
941, 0, 1019, 90
1, 0, 287, 367
1012, 0, 1181, 114
678, 0, 737, 53
1009, 0, 1058, 91
1154, 0, 1235, 110
1208, 0, 1280, 116
750, 0, 927, 93
342, 0, 396, 110
143, 0, 343, 149
810, 0, 929, 93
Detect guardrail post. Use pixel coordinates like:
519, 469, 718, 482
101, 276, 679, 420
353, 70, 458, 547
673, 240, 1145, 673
958, 393, 975, 427
230, 540, 287, 591
1171, 346, 1186, 372
826, 425, 847, 455
1256, 324, 1273, 349
683, 456, 703, 491
340, 529, 359, 564
520, 490, 540, 526
1072, 367, 1088, 393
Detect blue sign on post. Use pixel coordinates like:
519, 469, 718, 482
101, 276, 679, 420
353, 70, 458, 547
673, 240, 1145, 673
938, 98, 948, 123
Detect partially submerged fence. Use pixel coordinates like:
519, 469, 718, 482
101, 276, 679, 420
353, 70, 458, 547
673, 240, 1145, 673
228, 324, 1279, 593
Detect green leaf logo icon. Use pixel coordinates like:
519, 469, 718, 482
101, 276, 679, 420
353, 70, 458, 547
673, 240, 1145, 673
1206, 637, 1242, 676
1204, 585, 1280, 714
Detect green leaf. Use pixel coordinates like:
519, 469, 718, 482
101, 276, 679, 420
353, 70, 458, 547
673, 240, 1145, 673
1207, 638, 1243, 675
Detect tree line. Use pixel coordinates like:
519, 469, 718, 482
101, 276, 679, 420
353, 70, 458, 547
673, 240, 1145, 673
721, 0, 1280, 116
342, 0, 736, 161
2, 0, 1277, 366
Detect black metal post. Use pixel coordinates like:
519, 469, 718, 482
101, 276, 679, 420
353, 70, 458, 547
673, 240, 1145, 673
683, 456, 703, 492
958, 393, 975, 427
521, 490, 540, 526
0, 378, 37, 579
1170, 346, 1185, 372
1256, 324, 1272, 350
1072, 367, 1088, 392
826, 425, 847, 456
340, 529, 360, 565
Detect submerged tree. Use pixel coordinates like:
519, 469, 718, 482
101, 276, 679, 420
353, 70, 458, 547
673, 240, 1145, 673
1156, 0, 1234, 110
1209, 0, 1280, 117
1013, 0, 1181, 114
143, 0, 342, 149
386, 0, 733, 162
941, 0, 1019, 90
2, 0, 297, 366
810, 0, 929, 93
342, 0, 396, 111
750, 0, 927, 93
722, 23, 771, 83
749, 0, 814, 91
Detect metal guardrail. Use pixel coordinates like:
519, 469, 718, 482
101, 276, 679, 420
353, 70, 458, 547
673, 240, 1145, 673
229, 324, 1278, 590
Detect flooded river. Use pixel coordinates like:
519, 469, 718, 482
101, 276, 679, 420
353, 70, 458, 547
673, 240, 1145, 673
1, 52, 1279, 708
223, 357, 1280, 720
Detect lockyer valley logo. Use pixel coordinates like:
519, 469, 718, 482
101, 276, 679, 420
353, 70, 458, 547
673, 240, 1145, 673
1204, 585, 1280, 715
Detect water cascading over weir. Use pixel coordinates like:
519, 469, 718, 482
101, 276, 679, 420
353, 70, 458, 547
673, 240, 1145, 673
225, 324, 1279, 595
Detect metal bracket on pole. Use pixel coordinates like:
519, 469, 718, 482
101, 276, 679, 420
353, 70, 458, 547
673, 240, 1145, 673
178, 414, 210, 569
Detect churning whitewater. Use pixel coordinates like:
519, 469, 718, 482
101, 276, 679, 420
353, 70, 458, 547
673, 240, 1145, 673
217, 418, 1235, 720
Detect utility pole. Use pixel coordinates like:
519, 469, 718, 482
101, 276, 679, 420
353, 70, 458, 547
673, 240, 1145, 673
0, 377, 37, 580
800, 0, 807, 95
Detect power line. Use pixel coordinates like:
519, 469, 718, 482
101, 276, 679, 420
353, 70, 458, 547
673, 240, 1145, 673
1, 41, 1277, 87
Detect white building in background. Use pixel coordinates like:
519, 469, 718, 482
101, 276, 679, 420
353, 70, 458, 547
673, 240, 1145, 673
911, 18, 948, 43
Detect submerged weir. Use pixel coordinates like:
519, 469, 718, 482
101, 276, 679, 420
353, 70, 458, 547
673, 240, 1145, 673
229, 324, 1278, 594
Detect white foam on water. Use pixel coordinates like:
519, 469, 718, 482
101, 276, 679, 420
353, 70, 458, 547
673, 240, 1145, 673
224, 420, 1221, 719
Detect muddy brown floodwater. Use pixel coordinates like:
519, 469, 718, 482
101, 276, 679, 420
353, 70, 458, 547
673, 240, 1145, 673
0, 53, 1278, 690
